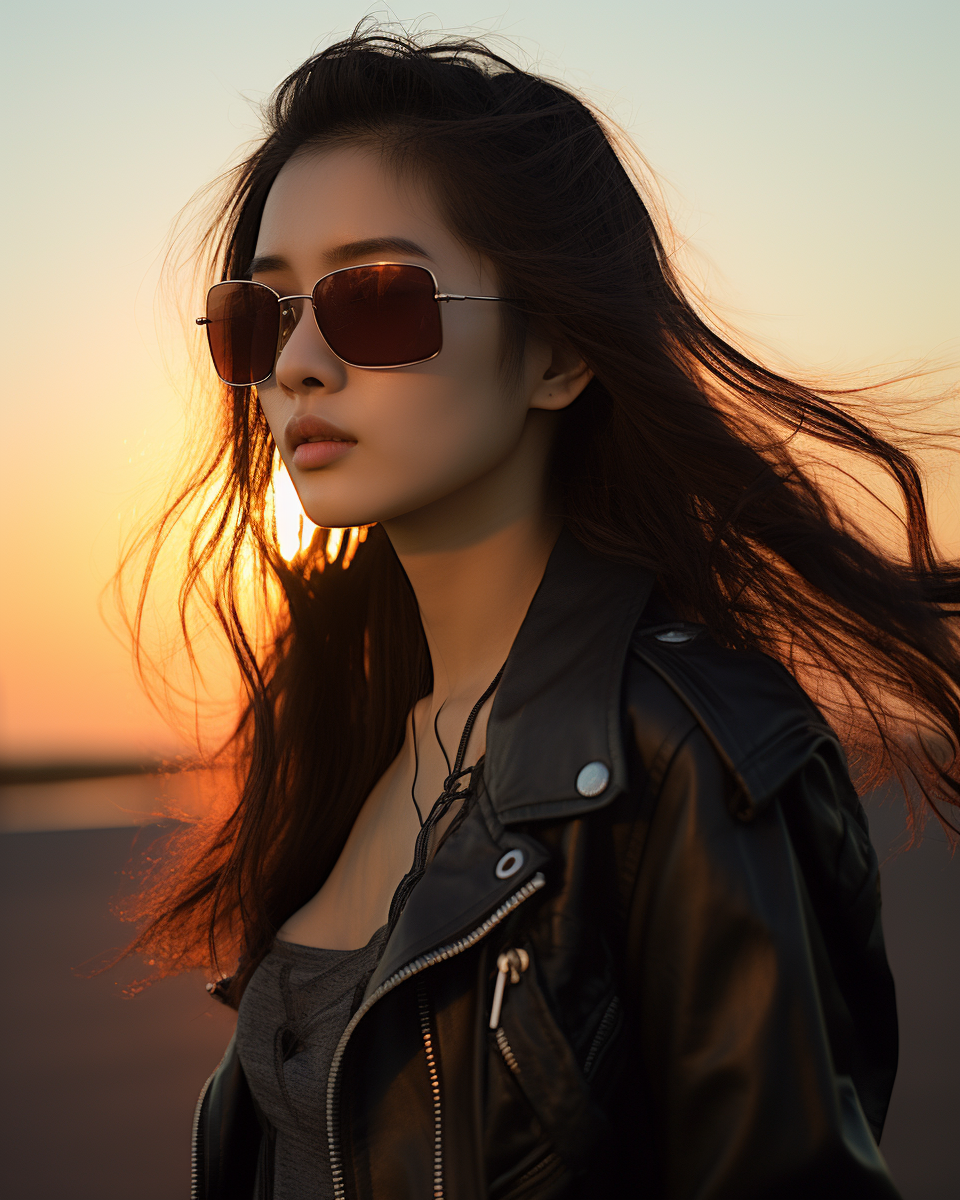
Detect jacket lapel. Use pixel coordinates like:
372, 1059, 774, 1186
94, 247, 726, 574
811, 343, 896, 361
366, 796, 549, 993
485, 529, 654, 823
367, 530, 653, 989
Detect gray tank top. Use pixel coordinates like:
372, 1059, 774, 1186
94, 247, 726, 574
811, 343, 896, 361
236, 925, 389, 1199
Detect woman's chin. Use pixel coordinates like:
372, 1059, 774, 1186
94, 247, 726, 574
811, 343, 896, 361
300, 502, 387, 532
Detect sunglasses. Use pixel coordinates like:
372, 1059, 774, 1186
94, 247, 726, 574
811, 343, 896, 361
197, 262, 512, 385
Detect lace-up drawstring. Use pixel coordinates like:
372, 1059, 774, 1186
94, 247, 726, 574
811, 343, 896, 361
388, 666, 505, 936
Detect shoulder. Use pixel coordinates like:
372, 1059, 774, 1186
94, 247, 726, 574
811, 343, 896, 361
623, 612, 845, 821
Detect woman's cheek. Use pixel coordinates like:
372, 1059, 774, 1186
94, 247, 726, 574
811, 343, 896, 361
264, 361, 520, 526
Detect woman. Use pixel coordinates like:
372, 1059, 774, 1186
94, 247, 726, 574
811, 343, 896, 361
121, 27, 960, 1200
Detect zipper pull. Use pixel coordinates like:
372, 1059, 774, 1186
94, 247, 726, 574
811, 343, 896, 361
488, 948, 530, 1029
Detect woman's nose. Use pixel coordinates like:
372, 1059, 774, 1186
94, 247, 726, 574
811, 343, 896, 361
273, 299, 346, 395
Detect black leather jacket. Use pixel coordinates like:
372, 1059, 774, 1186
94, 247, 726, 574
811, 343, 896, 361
193, 531, 901, 1199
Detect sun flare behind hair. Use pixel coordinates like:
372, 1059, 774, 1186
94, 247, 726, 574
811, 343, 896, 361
269, 453, 369, 567
269, 454, 317, 561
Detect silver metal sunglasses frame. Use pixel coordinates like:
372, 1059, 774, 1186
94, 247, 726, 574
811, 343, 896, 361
196, 261, 511, 385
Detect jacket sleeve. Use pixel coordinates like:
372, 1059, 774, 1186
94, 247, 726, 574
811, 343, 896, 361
624, 712, 901, 1200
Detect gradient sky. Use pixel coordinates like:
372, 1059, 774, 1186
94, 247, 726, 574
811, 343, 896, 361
2, 0, 957, 759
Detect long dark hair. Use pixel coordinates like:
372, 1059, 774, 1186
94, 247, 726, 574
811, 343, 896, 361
119, 26, 960, 997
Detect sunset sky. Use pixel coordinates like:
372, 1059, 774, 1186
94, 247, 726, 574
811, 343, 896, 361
2, 0, 957, 760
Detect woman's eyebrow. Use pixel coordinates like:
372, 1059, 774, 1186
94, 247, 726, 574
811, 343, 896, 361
245, 237, 432, 277
246, 253, 289, 275
325, 236, 433, 265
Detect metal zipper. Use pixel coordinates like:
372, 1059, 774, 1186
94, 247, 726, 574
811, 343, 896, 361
508, 1150, 564, 1196
489, 946, 531, 1084
582, 994, 621, 1077
417, 982, 444, 1198
494, 1026, 521, 1075
190, 1068, 216, 1200
488, 948, 530, 1029
326, 871, 546, 1200
496, 988, 621, 1084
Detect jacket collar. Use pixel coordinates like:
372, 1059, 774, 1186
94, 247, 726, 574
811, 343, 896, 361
484, 528, 654, 825
365, 530, 653, 993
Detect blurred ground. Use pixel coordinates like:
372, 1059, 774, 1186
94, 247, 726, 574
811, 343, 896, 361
0, 785, 956, 1199
865, 795, 960, 1198
0, 825, 236, 1200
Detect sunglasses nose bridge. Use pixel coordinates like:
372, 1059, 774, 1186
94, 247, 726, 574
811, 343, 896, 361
276, 294, 315, 357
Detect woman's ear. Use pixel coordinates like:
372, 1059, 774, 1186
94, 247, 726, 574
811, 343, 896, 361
527, 340, 594, 412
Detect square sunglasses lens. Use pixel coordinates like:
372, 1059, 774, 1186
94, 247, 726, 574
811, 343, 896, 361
206, 282, 279, 385
312, 264, 441, 367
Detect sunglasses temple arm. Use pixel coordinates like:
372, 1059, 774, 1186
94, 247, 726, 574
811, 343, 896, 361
435, 293, 511, 303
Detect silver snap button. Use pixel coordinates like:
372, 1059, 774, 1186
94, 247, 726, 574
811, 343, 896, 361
654, 628, 695, 644
576, 761, 610, 797
495, 849, 525, 879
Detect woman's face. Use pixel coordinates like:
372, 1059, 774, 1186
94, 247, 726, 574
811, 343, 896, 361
251, 145, 589, 533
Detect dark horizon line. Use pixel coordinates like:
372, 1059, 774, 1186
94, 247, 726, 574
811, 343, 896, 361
0, 757, 204, 787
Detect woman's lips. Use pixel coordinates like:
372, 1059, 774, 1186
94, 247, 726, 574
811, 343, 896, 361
286, 413, 356, 469
292, 438, 357, 469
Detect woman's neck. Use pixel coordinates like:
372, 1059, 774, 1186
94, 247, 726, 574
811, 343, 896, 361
395, 513, 559, 706
383, 422, 561, 709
